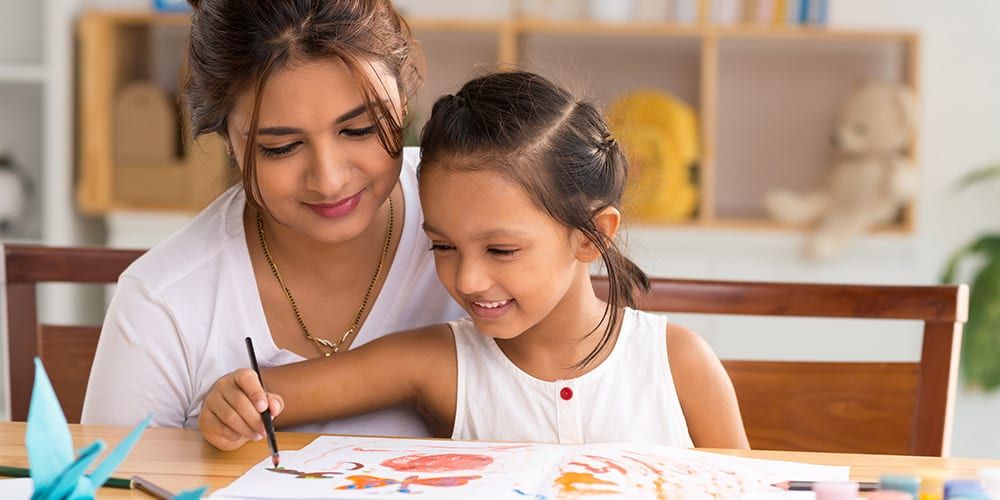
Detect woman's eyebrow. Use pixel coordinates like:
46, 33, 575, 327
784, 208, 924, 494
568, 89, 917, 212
334, 103, 368, 124
253, 101, 389, 136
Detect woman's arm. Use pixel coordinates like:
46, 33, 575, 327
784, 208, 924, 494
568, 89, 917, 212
82, 276, 193, 428
199, 324, 457, 450
667, 323, 750, 449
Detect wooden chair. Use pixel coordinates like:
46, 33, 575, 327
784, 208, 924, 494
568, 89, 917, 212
1, 243, 144, 423
594, 277, 968, 457
1, 244, 967, 456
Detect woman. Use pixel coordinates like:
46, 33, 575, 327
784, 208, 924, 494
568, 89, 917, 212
81, 0, 464, 450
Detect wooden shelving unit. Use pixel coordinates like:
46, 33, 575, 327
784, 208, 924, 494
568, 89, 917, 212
76, 12, 920, 233
408, 19, 920, 233
76, 11, 230, 214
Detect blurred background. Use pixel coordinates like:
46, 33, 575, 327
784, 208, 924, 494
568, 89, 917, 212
0, 0, 997, 457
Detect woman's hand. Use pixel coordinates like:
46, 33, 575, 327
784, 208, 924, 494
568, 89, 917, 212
199, 369, 284, 451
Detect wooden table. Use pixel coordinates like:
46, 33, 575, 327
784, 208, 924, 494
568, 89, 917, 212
1, 422, 998, 498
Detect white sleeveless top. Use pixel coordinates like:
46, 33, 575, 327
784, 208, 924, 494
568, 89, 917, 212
450, 308, 694, 446
83, 147, 466, 436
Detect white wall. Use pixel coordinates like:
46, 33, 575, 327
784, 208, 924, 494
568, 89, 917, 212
71, 0, 1000, 457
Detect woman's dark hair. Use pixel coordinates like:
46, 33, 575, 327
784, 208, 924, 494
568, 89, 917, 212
419, 70, 650, 368
183, 0, 422, 209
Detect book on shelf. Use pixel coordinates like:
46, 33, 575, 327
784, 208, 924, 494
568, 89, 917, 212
665, 0, 828, 26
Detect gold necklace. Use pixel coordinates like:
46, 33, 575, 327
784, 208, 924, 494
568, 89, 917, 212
256, 196, 394, 357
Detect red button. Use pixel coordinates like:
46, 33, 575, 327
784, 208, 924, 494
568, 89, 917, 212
560, 387, 573, 400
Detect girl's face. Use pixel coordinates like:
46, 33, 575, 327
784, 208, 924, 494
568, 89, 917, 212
420, 168, 587, 339
227, 58, 403, 243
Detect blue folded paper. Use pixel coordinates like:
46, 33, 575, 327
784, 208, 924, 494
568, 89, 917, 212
26, 358, 206, 500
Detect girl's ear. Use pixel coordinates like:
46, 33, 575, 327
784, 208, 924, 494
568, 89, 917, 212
575, 206, 621, 263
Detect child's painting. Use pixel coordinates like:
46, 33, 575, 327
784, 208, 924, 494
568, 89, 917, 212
210, 437, 847, 499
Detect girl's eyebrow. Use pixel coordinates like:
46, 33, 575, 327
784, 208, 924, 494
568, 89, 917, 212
422, 223, 527, 242
471, 229, 529, 242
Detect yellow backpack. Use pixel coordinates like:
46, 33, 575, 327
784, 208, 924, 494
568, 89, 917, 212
607, 90, 700, 223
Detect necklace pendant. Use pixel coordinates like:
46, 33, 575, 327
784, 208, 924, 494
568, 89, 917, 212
323, 352, 332, 357
314, 338, 336, 349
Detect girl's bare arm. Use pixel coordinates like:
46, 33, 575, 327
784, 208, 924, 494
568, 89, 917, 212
199, 324, 457, 450
667, 324, 750, 449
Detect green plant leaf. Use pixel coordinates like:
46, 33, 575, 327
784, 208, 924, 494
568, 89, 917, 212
953, 163, 1000, 192
940, 234, 1000, 283
940, 233, 1000, 389
961, 256, 1000, 390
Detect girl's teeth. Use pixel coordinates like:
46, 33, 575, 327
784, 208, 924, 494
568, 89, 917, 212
474, 299, 510, 309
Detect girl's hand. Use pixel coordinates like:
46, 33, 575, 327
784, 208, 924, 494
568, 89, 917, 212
199, 368, 284, 451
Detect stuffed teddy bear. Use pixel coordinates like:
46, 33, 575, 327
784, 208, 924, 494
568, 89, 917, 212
764, 82, 919, 259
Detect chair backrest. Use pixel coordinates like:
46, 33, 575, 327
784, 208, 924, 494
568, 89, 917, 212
1, 244, 144, 423
0, 244, 968, 455
593, 277, 968, 457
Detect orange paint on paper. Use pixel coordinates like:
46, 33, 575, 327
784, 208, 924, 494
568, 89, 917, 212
554, 472, 619, 496
654, 476, 668, 500
337, 474, 482, 493
337, 475, 398, 490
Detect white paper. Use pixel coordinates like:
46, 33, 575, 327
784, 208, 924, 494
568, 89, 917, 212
211, 436, 848, 499
0, 478, 33, 500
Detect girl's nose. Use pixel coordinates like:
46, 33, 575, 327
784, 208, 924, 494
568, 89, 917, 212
455, 257, 492, 296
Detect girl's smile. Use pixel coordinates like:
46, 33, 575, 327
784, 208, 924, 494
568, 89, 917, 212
469, 298, 516, 319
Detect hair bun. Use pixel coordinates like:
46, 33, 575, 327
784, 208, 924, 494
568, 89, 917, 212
187, 0, 202, 10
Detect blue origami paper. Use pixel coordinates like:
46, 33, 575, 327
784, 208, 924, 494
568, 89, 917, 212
26, 358, 205, 500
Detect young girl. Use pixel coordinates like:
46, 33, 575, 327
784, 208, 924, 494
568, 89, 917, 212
200, 71, 749, 449
82, 0, 465, 443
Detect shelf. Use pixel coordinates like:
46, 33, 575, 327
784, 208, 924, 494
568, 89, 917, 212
80, 10, 192, 27
0, 64, 46, 84
696, 218, 911, 235
81, 11, 918, 42
0, 234, 44, 245
408, 18, 507, 33
75, 11, 920, 233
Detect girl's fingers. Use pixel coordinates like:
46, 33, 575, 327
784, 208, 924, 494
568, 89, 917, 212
233, 369, 269, 413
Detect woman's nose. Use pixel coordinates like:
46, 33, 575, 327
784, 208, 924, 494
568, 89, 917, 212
305, 140, 351, 196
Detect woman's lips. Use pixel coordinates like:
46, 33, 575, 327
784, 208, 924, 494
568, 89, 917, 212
304, 190, 363, 218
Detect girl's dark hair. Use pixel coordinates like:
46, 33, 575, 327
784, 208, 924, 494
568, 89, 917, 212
183, 0, 422, 210
419, 71, 650, 368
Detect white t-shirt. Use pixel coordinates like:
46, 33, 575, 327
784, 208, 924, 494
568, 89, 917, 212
82, 148, 465, 436
451, 308, 694, 446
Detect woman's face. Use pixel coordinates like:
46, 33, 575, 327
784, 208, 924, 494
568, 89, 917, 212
227, 58, 403, 244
